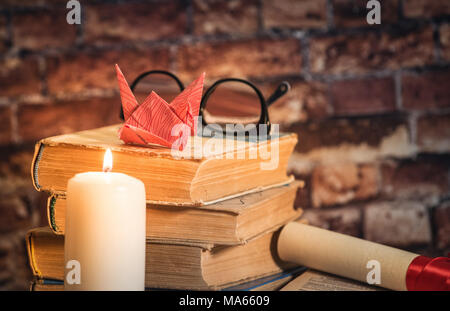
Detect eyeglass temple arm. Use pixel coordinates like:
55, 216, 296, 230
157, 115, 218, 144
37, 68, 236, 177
265, 81, 290, 107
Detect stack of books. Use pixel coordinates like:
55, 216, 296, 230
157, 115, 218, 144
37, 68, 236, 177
26, 124, 304, 290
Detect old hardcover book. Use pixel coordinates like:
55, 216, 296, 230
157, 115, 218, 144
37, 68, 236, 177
32, 125, 297, 206
30, 279, 62, 291
30, 267, 306, 291
30, 267, 306, 292
26, 227, 296, 290
47, 181, 303, 245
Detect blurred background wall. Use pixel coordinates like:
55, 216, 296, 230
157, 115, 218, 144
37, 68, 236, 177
0, 0, 449, 290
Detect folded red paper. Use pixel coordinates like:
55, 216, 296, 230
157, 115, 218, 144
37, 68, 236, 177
115, 64, 205, 150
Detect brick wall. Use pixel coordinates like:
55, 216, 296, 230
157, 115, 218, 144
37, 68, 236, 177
0, 0, 449, 290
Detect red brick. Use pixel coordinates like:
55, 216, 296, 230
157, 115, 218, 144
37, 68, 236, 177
0, 56, 41, 97
0, 15, 8, 53
12, 8, 77, 50
261, 79, 330, 126
177, 38, 302, 80
313, 162, 359, 206
199, 78, 327, 126
417, 113, 450, 153
262, 0, 327, 29
85, 2, 187, 44
364, 200, 432, 247
0, 174, 41, 234
291, 173, 311, 209
286, 115, 409, 153
357, 164, 380, 199
403, 0, 450, 18
46, 47, 170, 94
0, 106, 12, 145
333, 0, 399, 28
311, 162, 379, 207
0, 150, 50, 291
402, 70, 450, 110
193, 0, 258, 35
302, 206, 361, 237
17, 96, 122, 142
0, 232, 35, 290
0, 0, 67, 7
0, 239, 14, 286
439, 24, 450, 62
310, 25, 434, 74
331, 77, 396, 116
0, 196, 32, 234
434, 201, 450, 249
381, 157, 449, 206
0, 150, 36, 179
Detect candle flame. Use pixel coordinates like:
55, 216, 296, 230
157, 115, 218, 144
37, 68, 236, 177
103, 148, 113, 172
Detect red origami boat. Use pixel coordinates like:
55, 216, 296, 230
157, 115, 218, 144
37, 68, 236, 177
115, 64, 205, 151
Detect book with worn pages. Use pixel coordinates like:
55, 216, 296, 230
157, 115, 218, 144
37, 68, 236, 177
280, 270, 383, 291
27, 226, 297, 290
32, 125, 297, 206
47, 181, 302, 245
30, 267, 306, 291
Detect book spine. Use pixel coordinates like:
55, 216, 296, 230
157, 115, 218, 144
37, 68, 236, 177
31, 141, 45, 192
25, 230, 42, 278
47, 194, 64, 235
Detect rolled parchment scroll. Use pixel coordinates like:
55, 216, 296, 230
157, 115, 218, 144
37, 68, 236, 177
277, 222, 418, 291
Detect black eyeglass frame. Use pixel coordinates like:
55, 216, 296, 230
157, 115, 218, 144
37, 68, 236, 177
120, 70, 290, 135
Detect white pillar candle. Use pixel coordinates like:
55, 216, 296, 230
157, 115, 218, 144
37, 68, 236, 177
64, 149, 146, 291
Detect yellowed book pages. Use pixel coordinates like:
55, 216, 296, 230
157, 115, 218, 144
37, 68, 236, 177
47, 181, 303, 245
30, 280, 63, 291
26, 227, 64, 280
32, 125, 297, 206
30, 268, 301, 292
281, 270, 382, 291
27, 226, 296, 290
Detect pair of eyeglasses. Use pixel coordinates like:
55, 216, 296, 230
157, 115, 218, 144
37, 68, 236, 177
119, 70, 290, 135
